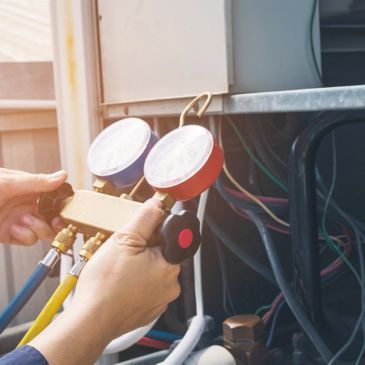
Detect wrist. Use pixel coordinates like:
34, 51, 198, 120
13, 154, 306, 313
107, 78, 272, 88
62, 302, 116, 346
29, 305, 114, 365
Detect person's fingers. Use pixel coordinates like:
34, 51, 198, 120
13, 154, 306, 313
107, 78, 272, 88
0, 170, 67, 198
10, 224, 38, 245
149, 246, 182, 273
20, 214, 55, 241
117, 199, 164, 242
51, 216, 66, 232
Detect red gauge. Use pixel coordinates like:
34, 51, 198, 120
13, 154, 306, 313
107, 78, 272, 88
144, 125, 223, 201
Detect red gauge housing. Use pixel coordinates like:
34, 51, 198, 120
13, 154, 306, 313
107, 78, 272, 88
144, 125, 224, 201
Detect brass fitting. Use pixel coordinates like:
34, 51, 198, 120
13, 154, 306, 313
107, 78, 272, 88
51, 224, 78, 254
153, 191, 175, 210
120, 193, 133, 200
79, 232, 106, 261
223, 315, 265, 343
223, 314, 269, 365
93, 178, 115, 195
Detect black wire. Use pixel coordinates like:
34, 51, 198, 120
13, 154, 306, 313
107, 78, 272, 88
257, 120, 288, 168
243, 209, 333, 362
213, 236, 237, 315
215, 177, 289, 216
246, 118, 287, 183
328, 307, 365, 365
315, 134, 365, 363
205, 213, 277, 288
310, 0, 322, 84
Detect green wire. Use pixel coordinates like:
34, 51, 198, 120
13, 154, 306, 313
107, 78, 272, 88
320, 133, 361, 284
239, 128, 364, 360
321, 133, 365, 364
255, 304, 272, 316
226, 117, 288, 193
228, 120, 363, 356
226, 117, 358, 279
320, 228, 361, 284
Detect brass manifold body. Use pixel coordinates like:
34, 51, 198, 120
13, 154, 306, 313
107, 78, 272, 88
38, 180, 176, 269
55, 185, 175, 239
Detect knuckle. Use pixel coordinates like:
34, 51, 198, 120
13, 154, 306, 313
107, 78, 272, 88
113, 230, 141, 244
112, 231, 130, 244
170, 282, 181, 301
23, 236, 37, 245
164, 263, 181, 277
35, 173, 46, 185
172, 264, 181, 275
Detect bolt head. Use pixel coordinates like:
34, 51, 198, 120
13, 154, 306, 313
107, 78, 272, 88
223, 314, 265, 342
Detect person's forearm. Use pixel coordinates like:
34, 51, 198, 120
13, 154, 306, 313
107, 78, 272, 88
29, 304, 113, 365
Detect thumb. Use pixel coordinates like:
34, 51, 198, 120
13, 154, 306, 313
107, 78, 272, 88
4, 170, 67, 198
122, 199, 164, 242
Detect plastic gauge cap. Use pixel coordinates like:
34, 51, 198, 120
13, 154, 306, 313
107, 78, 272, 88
144, 125, 224, 201
88, 118, 157, 188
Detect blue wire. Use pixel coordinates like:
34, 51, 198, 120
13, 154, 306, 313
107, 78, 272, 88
0, 262, 51, 334
266, 300, 286, 348
266, 272, 344, 349
147, 330, 182, 343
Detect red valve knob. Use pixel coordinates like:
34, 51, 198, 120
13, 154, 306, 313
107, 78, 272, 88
160, 210, 201, 264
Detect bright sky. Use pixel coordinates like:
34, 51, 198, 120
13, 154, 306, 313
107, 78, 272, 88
0, 0, 52, 62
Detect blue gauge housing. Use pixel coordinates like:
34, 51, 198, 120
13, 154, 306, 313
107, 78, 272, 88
87, 118, 158, 189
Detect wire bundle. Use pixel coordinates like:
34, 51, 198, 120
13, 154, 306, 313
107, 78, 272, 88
208, 114, 365, 364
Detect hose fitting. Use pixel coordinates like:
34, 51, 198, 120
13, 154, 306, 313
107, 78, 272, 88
69, 258, 88, 277
79, 232, 106, 261
51, 224, 78, 254
40, 248, 61, 269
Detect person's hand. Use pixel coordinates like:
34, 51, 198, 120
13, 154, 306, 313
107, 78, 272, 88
30, 199, 181, 365
72, 198, 181, 337
0, 168, 67, 245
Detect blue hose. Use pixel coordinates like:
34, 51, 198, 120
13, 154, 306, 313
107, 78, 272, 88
0, 263, 51, 334
147, 330, 182, 343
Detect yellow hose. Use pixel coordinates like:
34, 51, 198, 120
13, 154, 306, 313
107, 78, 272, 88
18, 273, 78, 346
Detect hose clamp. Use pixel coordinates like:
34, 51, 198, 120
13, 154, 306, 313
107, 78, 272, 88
40, 248, 61, 269
69, 258, 87, 277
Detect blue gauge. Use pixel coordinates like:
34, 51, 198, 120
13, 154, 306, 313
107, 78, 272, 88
88, 118, 157, 188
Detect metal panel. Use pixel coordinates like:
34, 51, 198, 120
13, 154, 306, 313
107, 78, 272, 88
102, 85, 365, 119
223, 85, 365, 113
103, 94, 224, 119
230, 0, 321, 93
98, 0, 231, 103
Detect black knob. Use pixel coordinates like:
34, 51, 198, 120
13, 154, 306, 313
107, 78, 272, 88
160, 210, 201, 264
38, 183, 74, 224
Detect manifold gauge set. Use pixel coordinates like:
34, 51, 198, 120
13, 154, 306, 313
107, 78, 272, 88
39, 92, 224, 264
2, 93, 224, 346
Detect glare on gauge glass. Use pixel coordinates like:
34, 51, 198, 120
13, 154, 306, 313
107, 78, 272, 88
88, 118, 151, 176
144, 125, 213, 188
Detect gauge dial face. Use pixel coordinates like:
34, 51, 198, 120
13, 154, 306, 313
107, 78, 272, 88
88, 118, 151, 177
144, 125, 213, 188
